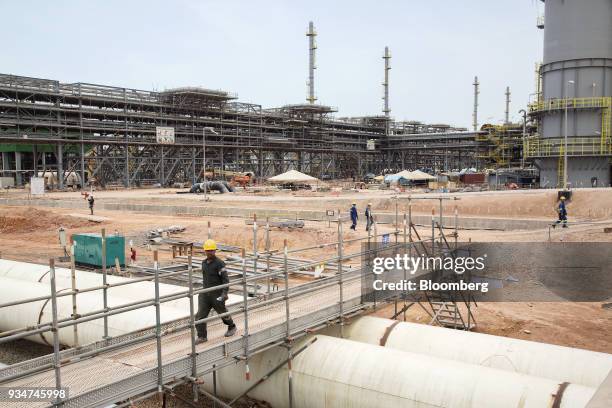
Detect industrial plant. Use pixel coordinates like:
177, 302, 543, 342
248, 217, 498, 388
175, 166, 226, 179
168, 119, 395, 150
0, 1, 611, 408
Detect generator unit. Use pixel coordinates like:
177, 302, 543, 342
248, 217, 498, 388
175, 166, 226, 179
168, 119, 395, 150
72, 233, 125, 267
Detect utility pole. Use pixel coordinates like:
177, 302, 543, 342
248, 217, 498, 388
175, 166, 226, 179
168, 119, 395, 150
306, 22, 317, 104
472, 76, 479, 131
202, 127, 219, 201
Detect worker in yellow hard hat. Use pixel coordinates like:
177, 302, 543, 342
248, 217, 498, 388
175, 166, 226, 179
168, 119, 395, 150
553, 195, 568, 229
195, 239, 236, 343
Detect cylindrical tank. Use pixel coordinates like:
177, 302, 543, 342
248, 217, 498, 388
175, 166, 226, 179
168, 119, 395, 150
537, 0, 612, 187
0, 277, 187, 347
322, 316, 612, 388
201, 335, 595, 408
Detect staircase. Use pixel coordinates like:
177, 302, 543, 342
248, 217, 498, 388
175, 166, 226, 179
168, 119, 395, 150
425, 288, 474, 330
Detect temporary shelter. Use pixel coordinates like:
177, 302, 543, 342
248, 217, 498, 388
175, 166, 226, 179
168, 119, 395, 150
268, 170, 319, 184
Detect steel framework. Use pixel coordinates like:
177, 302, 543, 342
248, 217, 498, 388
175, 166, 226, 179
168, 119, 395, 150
0, 73, 512, 187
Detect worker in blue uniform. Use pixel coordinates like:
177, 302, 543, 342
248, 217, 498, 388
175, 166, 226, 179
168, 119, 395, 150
350, 203, 358, 230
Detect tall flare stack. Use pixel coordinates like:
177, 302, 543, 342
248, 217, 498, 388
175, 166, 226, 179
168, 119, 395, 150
306, 21, 317, 104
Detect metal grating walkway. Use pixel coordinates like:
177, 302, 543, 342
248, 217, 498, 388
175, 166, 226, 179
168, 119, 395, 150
0, 276, 365, 408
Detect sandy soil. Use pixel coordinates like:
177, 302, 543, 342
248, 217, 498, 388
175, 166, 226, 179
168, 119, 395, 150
3, 186, 612, 219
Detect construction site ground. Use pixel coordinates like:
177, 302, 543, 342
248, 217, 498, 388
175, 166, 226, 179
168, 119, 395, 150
0, 187, 611, 406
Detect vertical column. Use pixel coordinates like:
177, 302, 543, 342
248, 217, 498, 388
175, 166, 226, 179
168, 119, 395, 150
306, 21, 317, 104
382, 46, 391, 140
1, 152, 10, 178
15, 151, 23, 186
56, 144, 63, 189
32, 145, 38, 177
472, 76, 480, 131
505, 86, 511, 125
79, 83, 86, 189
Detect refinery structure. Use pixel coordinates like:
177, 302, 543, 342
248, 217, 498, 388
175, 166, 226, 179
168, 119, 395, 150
0, 2, 612, 408
0, 2, 610, 188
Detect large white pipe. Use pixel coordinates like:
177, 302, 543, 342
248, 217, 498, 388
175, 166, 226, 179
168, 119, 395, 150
323, 316, 612, 389
0, 259, 241, 310
201, 335, 595, 408
0, 277, 187, 347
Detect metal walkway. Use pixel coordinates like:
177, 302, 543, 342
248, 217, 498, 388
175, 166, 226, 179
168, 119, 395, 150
0, 272, 365, 408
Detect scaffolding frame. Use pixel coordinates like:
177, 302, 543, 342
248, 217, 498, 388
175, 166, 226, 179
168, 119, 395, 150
0, 204, 475, 408
0, 73, 499, 187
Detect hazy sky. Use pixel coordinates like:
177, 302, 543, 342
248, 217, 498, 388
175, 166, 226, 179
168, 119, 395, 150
1, 0, 544, 128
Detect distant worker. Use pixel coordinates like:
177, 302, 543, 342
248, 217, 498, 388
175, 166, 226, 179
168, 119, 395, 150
195, 239, 237, 343
130, 247, 137, 265
553, 196, 568, 228
365, 203, 374, 231
87, 194, 95, 215
350, 203, 358, 230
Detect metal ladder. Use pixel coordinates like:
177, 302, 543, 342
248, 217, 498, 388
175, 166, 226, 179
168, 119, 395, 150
557, 145, 565, 188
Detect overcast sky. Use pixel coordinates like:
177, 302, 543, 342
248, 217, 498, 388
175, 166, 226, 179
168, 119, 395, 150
1, 0, 544, 128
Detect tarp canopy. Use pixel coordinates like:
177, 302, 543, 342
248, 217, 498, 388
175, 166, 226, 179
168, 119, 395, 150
384, 169, 436, 183
407, 170, 436, 181
268, 169, 319, 183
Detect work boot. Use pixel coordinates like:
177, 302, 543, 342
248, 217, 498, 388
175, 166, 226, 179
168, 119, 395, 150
224, 326, 237, 337
195, 337, 208, 344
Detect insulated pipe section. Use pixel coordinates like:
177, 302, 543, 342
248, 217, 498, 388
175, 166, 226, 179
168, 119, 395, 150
324, 316, 612, 389
202, 335, 595, 408
0, 259, 191, 309
0, 259, 242, 310
0, 277, 187, 347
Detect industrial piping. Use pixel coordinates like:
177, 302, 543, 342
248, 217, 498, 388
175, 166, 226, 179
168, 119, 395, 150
201, 334, 595, 408
323, 316, 612, 389
0, 259, 242, 310
0, 276, 187, 347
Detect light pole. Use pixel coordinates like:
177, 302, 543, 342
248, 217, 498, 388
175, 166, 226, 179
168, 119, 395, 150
563, 80, 574, 190
202, 127, 218, 201
518, 109, 527, 169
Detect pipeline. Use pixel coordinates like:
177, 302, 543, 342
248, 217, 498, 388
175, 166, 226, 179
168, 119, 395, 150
0, 276, 186, 347
201, 334, 595, 408
189, 181, 231, 194
322, 316, 612, 389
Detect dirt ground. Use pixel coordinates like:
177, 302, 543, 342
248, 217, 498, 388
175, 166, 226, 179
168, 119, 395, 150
4, 186, 612, 219
0, 188, 611, 406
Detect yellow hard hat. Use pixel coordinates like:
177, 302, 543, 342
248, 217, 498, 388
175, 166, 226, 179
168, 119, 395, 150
560, 196, 566, 200
203, 239, 217, 251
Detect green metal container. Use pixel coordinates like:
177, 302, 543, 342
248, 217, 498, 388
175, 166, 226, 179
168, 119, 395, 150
72, 233, 125, 267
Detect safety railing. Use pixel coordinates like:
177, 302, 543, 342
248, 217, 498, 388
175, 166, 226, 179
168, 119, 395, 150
0, 199, 467, 408
524, 135, 612, 158
529, 96, 611, 113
